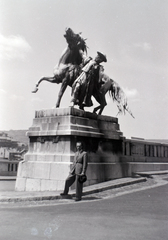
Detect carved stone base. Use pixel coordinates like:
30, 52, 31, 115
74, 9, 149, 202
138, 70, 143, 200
15, 107, 124, 191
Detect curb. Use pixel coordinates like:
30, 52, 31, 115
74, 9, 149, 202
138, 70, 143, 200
0, 176, 17, 181
135, 170, 168, 178
0, 177, 146, 203
82, 177, 146, 196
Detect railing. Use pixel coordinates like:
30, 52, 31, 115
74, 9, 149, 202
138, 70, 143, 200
8, 162, 18, 172
0, 160, 19, 176
122, 139, 168, 162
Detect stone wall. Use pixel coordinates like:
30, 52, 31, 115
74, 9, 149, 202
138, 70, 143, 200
15, 108, 123, 191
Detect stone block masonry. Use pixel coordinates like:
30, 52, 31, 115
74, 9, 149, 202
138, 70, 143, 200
15, 108, 124, 191
15, 107, 168, 191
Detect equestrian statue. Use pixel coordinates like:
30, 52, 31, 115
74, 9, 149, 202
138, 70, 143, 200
32, 28, 134, 118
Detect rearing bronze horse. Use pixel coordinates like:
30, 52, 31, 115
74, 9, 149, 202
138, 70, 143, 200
32, 28, 87, 108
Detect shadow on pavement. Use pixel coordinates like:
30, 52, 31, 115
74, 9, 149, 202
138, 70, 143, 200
82, 196, 102, 201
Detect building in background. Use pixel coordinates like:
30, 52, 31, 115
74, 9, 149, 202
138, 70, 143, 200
0, 131, 28, 176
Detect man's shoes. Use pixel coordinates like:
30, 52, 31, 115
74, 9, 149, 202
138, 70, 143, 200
60, 193, 72, 199
60, 193, 67, 196
75, 198, 81, 202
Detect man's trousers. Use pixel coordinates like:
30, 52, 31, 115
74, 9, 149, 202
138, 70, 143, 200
63, 173, 83, 200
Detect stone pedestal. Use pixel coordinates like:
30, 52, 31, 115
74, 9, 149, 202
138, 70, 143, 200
15, 107, 124, 191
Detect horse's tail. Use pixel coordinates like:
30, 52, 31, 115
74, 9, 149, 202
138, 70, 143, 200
109, 79, 135, 118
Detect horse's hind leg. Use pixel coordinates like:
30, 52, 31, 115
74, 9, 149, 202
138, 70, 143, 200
93, 105, 105, 115
32, 76, 56, 93
55, 75, 69, 108
93, 97, 107, 115
98, 100, 107, 115
93, 105, 101, 114
98, 106, 105, 115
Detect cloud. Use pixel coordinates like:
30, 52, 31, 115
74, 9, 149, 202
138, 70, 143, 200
0, 89, 7, 95
134, 42, 152, 51
10, 94, 25, 101
0, 34, 32, 60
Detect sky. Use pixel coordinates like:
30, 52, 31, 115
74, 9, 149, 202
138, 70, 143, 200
0, 0, 168, 140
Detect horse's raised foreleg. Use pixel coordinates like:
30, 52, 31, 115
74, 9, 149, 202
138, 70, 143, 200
32, 76, 56, 93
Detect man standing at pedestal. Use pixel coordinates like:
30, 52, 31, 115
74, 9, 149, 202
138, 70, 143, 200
60, 141, 88, 201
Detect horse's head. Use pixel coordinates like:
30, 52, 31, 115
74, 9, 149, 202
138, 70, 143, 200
58, 28, 88, 65
64, 28, 87, 53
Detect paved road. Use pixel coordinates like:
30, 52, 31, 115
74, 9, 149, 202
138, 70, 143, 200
0, 179, 168, 240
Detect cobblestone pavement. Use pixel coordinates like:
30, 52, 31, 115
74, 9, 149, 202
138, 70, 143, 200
2, 174, 168, 208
